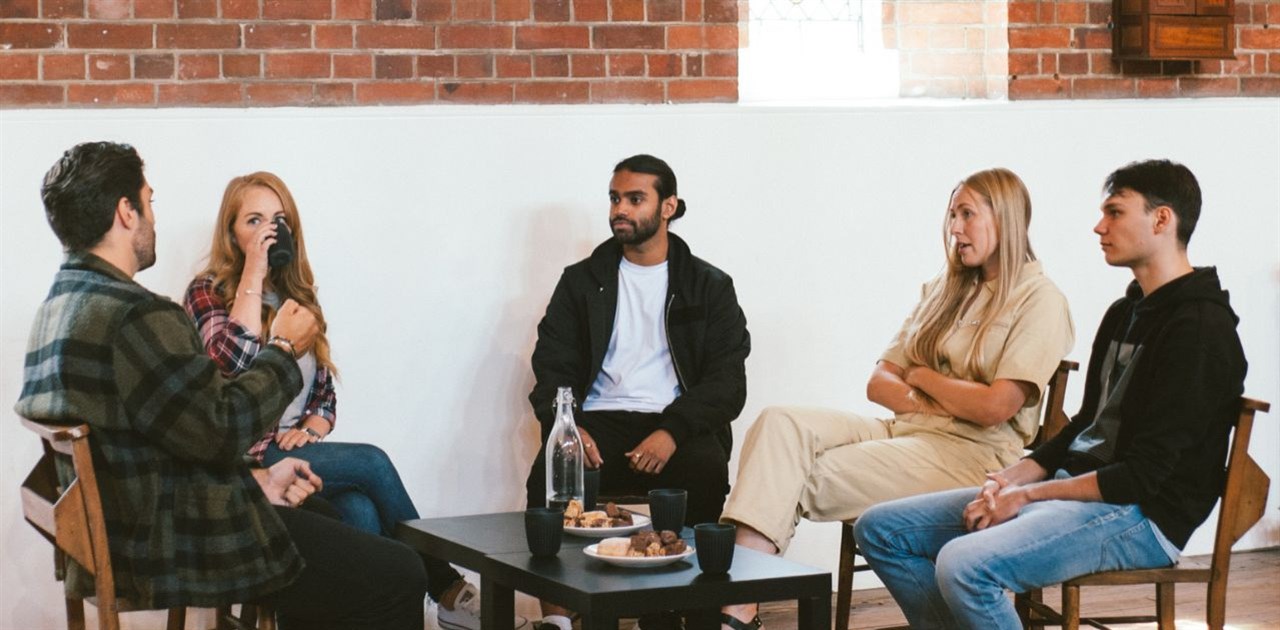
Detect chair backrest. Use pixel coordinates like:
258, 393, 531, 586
1209, 397, 1271, 579
1027, 359, 1079, 449
20, 418, 120, 630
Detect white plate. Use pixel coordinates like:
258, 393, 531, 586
564, 514, 651, 538
584, 543, 696, 568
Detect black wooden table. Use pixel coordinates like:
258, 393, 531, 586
481, 544, 830, 630
395, 511, 594, 571
395, 511, 830, 630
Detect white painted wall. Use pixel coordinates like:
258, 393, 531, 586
2, 100, 1277, 629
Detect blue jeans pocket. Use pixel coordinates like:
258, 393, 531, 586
1098, 513, 1168, 571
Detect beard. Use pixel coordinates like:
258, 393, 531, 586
610, 206, 662, 245
133, 220, 156, 272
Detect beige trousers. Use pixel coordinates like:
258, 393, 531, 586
720, 406, 1017, 553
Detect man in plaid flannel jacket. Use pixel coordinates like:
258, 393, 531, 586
16, 141, 427, 628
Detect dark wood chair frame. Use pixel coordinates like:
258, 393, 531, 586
20, 417, 274, 630
834, 359, 1081, 630
1015, 396, 1271, 630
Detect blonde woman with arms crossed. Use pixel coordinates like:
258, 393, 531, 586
718, 168, 1074, 630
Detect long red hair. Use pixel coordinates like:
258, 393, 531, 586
198, 171, 335, 374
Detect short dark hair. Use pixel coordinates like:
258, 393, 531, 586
1104, 159, 1201, 247
40, 141, 145, 251
613, 154, 686, 222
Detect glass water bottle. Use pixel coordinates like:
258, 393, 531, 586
545, 386, 585, 511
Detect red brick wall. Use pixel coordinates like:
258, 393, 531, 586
1008, 0, 1280, 99
4, 0, 1275, 107
0, 0, 739, 107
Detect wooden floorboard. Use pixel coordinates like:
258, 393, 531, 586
758, 548, 1280, 630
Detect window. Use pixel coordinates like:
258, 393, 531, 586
740, 0, 899, 103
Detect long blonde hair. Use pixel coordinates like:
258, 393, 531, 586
199, 171, 335, 375
904, 168, 1035, 382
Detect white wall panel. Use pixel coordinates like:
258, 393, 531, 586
2, 100, 1277, 628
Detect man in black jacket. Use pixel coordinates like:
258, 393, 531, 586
852, 159, 1247, 630
526, 154, 750, 535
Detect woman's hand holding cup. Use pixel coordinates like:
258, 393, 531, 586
242, 219, 278, 286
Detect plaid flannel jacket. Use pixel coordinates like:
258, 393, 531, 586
183, 274, 336, 461
15, 253, 305, 609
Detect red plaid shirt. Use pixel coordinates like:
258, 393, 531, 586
183, 274, 337, 461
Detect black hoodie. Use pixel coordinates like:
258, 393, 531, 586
1028, 267, 1247, 548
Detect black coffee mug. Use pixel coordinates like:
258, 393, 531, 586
647, 489, 687, 533
525, 507, 564, 557
268, 216, 294, 269
694, 523, 736, 574
584, 468, 601, 511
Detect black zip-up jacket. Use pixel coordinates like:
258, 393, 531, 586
1028, 267, 1247, 548
529, 233, 750, 454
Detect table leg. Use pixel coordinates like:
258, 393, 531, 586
798, 594, 830, 630
480, 575, 515, 630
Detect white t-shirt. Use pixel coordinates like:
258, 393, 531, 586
262, 290, 317, 429
583, 258, 681, 413
278, 351, 316, 429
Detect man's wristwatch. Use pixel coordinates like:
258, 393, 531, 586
301, 427, 323, 440
267, 335, 298, 358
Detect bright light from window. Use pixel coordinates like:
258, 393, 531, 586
740, 0, 899, 103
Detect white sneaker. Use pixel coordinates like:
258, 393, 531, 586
437, 582, 528, 630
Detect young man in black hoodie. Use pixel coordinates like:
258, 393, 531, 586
851, 159, 1247, 630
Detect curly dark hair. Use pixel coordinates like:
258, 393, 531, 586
41, 141, 145, 251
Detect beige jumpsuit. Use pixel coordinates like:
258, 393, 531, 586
720, 261, 1075, 552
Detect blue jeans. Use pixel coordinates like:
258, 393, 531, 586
262, 440, 463, 601
264, 441, 418, 534
853, 487, 1175, 630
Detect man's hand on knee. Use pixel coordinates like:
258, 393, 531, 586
579, 426, 604, 469
625, 429, 676, 475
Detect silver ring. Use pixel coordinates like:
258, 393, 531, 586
586, 443, 594, 449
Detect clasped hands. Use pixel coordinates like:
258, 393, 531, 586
252, 457, 323, 508
963, 473, 1031, 532
578, 427, 676, 475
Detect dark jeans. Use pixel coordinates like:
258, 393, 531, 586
525, 410, 730, 526
263, 440, 464, 601
263, 506, 427, 630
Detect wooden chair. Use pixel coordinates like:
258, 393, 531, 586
20, 418, 274, 630
20, 418, 184, 630
215, 603, 276, 630
1016, 396, 1271, 630
834, 359, 1080, 630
